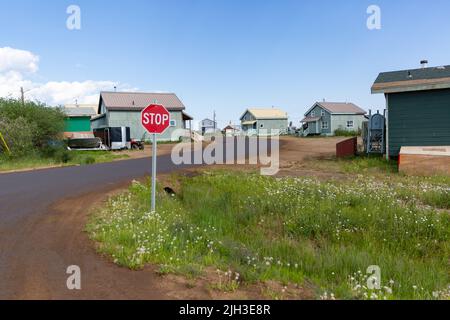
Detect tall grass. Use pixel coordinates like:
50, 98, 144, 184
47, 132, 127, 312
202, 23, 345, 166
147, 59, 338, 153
339, 155, 398, 174
0, 150, 129, 172
87, 171, 449, 300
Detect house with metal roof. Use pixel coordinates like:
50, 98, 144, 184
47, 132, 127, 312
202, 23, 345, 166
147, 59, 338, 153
200, 118, 218, 135
240, 108, 288, 136
372, 61, 450, 157
301, 102, 366, 136
91, 92, 193, 142
223, 123, 241, 136
63, 105, 98, 138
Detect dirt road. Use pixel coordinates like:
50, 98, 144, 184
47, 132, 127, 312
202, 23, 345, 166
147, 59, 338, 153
0, 137, 344, 299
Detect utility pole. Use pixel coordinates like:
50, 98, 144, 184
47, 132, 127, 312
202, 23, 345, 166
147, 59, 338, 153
20, 87, 25, 106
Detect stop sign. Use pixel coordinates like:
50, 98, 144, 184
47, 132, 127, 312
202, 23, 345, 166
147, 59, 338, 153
141, 104, 171, 134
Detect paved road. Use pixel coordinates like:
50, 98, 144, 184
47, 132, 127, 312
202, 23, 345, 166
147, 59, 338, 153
0, 153, 189, 299
0, 138, 276, 299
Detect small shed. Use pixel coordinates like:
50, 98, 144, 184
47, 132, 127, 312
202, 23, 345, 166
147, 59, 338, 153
372, 62, 450, 158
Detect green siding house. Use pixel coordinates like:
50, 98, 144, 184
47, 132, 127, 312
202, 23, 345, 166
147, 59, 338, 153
63, 105, 97, 138
301, 102, 366, 136
372, 63, 450, 157
240, 108, 288, 136
91, 92, 193, 142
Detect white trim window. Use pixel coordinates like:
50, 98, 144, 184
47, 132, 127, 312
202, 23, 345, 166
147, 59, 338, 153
321, 121, 328, 130
346, 120, 354, 129
321, 110, 325, 117
311, 111, 315, 117
170, 120, 177, 127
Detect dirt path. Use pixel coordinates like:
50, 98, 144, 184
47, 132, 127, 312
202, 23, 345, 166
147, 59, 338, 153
11, 183, 188, 299
0, 137, 345, 299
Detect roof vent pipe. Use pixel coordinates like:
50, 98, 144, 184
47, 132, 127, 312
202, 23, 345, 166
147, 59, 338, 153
420, 60, 428, 69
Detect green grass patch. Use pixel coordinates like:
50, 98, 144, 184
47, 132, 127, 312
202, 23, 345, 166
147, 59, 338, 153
87, 172, 450, 300
334, 129, 361, 137
69, 150, 129, 165
0, 153, 59, 171
0, 150, 129, 172
339, 155, 399, 174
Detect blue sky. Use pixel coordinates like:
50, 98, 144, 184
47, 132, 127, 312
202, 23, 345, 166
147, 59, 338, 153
1, 0, 449, 127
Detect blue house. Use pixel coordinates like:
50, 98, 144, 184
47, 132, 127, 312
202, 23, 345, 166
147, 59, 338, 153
301, 102, 366, 136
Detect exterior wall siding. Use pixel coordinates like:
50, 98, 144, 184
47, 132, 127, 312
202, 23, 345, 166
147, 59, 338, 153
241, 111, 288, 135
91, 116, 107, 129
65, 117, 91, 132
241, 112, 256, 122
256, 119, 289, 135
305, 105, 332, 135
387, 88, 450, 157
330, 114, 366, 134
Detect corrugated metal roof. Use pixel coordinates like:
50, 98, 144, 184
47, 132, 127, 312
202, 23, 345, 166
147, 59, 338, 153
100, 91, 186, 111
301, 116, 321, 123
182, 111, 193, 120
63, 106, 97, 117
243, 108, 288, 120
374, 65, 450, 84
316, 102, 366, 115
372, 65, 450, 93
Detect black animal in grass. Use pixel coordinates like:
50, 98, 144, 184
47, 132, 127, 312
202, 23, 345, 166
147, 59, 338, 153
163, 187, 176, 197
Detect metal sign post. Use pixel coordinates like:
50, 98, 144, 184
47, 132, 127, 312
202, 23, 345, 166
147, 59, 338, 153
151, 133, 157, 212
141, 103, 171, 212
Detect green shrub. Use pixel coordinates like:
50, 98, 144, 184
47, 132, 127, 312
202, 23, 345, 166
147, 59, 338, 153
82, 156, 96, 165
334, 128, 361, 137
0, 98, 65, 150
0, 117, 38, 157
52, 149, 73, 163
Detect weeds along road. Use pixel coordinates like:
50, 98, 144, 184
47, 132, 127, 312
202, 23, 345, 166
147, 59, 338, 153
0, 138, 275, 299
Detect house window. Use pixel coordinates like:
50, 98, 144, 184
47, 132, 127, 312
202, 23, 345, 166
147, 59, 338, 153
170, 120, 177, 127
311, 111, 315, 117
321, 110, 325, 117
321, 121, 328, 130
347, 121, 354, 128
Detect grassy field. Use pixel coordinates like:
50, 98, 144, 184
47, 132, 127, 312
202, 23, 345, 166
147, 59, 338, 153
0, 150, 129, 172
87, 157, 450, 300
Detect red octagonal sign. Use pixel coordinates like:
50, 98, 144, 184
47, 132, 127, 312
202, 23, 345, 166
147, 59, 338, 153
141, 104, 171, 134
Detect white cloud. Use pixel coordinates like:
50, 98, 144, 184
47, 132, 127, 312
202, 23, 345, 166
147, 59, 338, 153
0, 47, 135, 105
27, 80, 126, 105
0, 47, 39, 73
